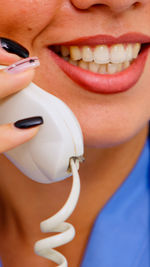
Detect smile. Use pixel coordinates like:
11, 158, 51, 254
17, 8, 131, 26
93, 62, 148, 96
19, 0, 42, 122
48, 33, 150, 94
52, 43, 141, 75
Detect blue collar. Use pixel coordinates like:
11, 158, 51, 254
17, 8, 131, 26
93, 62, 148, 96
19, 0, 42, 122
81, 129, 150, 267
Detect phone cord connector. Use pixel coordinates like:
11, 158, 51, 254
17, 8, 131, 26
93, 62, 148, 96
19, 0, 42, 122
34, 157, 83, 267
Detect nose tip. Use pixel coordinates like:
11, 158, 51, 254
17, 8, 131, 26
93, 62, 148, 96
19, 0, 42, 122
71, 0, 148, 13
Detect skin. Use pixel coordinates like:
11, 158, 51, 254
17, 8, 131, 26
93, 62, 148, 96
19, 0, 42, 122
0, 0, 150, 266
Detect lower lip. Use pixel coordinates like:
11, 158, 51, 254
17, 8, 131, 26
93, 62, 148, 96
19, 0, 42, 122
50, 46, 150, 94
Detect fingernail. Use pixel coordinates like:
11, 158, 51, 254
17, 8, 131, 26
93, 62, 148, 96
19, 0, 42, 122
0, 38, 29, 58
5, 57, 40, 74
14, 116, 44, 129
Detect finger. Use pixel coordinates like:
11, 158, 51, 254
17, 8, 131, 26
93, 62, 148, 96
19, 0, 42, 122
0, 47, 21, 65
0, 56, 40, 99
0, 68, 35, 99
0, 37, 29, 65
0, 117, 44, 154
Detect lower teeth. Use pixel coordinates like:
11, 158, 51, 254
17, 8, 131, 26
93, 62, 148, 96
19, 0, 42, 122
63, 57, 132, 74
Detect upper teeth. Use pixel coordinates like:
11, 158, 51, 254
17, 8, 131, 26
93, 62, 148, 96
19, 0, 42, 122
60, 43, 141, 64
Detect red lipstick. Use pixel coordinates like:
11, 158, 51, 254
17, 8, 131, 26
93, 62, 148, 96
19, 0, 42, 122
49, 33, 150, 94
54, 33, 150, 46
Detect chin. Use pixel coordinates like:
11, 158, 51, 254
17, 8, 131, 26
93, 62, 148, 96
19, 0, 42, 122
81, 118, 149, 149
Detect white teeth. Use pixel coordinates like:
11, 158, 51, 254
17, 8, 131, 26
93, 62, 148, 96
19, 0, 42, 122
117, 63, 123, 72
94, 45, 110, 64
107, 63, 118, 74
110, 44, 126, 63
67, 59, 132, 74
70, 46, 81, 60
133, 43, 141, 59
68, 59, 78, 66
63, 43, 141, 64
61, 46, 70, 57
60, 42, 142, 74
78, 60, 88, 70
99, 64, 107, 74
125, 44, 133, 61
89, 62, 99, 72
82, 46, 93, 62
123, 61, 130, 70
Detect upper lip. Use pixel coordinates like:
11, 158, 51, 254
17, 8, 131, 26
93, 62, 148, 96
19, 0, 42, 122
51, 32, 150, 46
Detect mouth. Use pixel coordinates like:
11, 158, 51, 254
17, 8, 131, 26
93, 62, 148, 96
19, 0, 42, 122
51, 43, 145, 74
48, 33, 150, 94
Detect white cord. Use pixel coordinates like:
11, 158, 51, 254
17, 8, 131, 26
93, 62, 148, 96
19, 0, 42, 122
34, 157, 81, 267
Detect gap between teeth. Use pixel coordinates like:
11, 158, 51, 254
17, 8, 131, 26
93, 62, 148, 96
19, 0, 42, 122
59, 43, 141, 74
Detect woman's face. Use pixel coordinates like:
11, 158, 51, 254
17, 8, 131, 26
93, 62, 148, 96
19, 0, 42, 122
1, 0, 150, 148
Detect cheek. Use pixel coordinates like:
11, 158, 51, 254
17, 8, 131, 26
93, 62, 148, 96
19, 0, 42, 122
0, 0, 58, 45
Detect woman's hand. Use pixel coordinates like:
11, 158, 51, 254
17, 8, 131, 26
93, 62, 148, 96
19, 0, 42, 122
0, 46, 43, 154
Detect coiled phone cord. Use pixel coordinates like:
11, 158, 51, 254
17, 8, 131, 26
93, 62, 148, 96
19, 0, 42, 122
34, 157, 83, 267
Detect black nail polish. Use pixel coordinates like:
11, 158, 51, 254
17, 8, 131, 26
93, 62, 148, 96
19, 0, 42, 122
14, 116, 44, 129
0, 38, 29, 58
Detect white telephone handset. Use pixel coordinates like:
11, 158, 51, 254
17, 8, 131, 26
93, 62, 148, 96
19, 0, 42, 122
0, 64, 84, 267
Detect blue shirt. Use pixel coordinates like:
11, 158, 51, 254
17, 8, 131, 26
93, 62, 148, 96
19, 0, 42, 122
81, 128, 150, 266
0, 128, 150, 267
